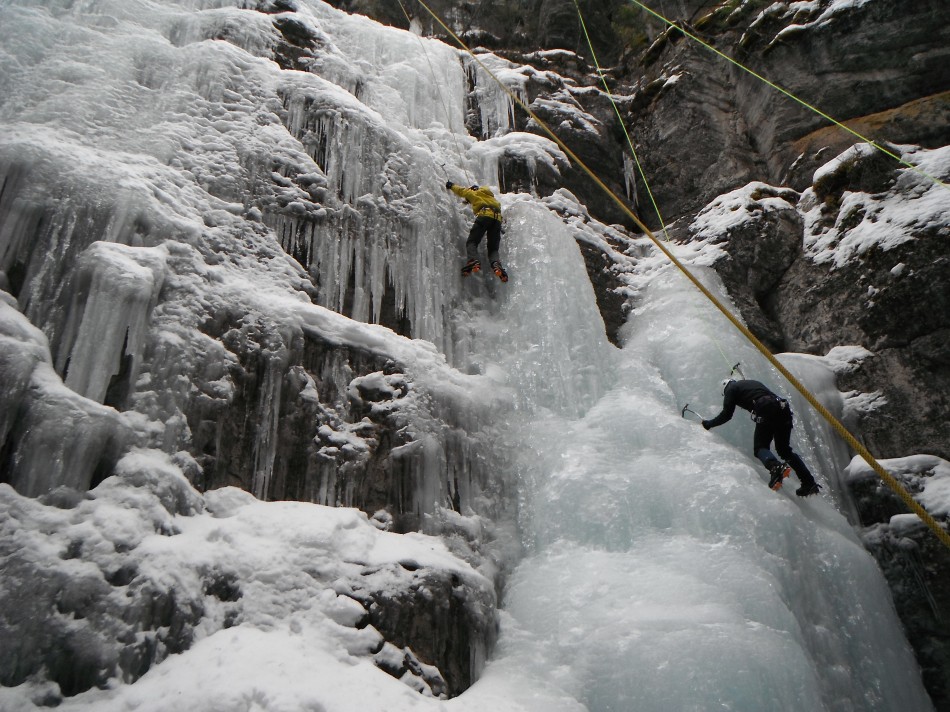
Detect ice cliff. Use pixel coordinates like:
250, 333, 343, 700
0, 1, 947, 711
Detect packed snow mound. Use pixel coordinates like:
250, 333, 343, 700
0, 462, 496, 710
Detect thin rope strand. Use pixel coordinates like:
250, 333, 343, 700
574, 0, 733, 371
571, 0, 668, 239
625, 0, 950, 192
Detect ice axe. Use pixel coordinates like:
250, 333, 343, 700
680, 403, 706, 422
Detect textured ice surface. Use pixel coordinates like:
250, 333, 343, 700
0, 1, 935, 711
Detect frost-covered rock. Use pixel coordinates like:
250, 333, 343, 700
776, 145, 950, 461
681, 181, 803, 350
845, 454, 950, 708
0, 475, 497, 705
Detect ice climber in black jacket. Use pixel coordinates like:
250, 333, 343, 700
703, 379, 822, 497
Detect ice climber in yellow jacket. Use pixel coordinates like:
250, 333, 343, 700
446, 181, 508, 282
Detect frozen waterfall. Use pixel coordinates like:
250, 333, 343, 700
462, 258, 932, 711
0, 1, 935, 711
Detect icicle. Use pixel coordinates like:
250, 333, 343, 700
61, 242, 167, 405
465, 53, 527, 139
0, 296, 130, 496
623, 151, 638, 210
276, 79, 466, 352
251, 349, 286, 500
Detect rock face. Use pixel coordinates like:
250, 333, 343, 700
849, 461, 950, 711
623, 0, 950, 223
777, 164, 950, 461
359, 566, 497, 696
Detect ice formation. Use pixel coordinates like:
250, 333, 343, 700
0, 1, 937, 711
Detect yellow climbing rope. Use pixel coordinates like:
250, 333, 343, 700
624, 0, 950, 193
413, 0, 950, 550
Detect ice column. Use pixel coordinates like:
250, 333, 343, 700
0, 295, 129, 496
59, 242, 167, 405
466, 54, 527, 139
252, 348, 287, 500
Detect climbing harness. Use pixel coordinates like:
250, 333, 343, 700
413, 0, 950, 550
750, 394, 789, 424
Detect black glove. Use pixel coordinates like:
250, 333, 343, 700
445, 181, 454, 190
701, 420, 711, 430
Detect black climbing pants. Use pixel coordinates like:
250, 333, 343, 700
752, 398, 816, 486
466, 215, 502, 264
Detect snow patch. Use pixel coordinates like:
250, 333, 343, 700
802, 145, 950, 268
845, 454, 950, 521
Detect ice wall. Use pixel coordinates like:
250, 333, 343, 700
0, 0, 502, 507
0, 0, 937, 710
276, 73, 462, 351
474, 258, 933, 711
304, 1, 468, 135
448, 197, 616, 419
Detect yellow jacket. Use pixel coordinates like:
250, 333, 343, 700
451, 185, 502, 221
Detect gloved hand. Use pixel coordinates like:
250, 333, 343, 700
445, 181, 454, 190
701, 420, 711, 430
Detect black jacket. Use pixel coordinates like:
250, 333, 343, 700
704, 380, 776, 429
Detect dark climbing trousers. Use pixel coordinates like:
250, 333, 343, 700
466, 215, 502, 264
752, 398, 816, 487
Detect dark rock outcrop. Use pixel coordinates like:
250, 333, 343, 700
356, 565, 497, 697
623, 0, 950, 223
848, 459, 950, 712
